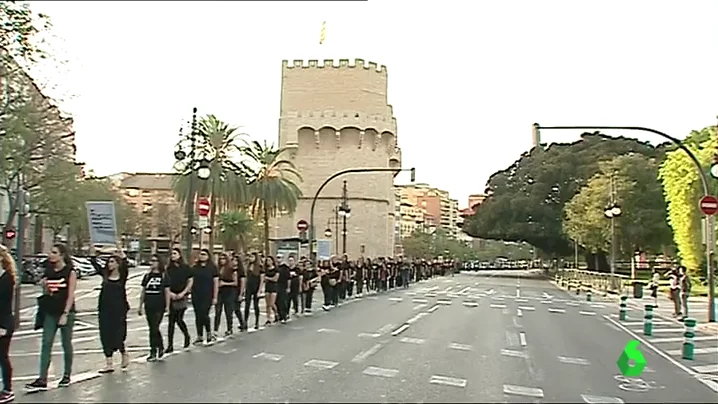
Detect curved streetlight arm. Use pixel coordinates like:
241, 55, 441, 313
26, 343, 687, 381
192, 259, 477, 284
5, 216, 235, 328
309, 167, 414, 266
536, 124, 714, 323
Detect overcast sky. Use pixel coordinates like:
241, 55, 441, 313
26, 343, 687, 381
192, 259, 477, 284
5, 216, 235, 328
31, 0, 718, 208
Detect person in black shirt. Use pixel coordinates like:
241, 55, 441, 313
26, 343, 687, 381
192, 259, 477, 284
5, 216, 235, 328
286, 256, 302, 317
214, 253, 237, 337
327, 259, 341, 307
302, 260, 318, 313
138, 254, 170, 362
191, 249, 219, 346
0, 244, 16, 403
276, 257, 290, 324
232, 254, 247, 332
165, 248, 193, 354
347, 260, 356, 298
96, 247, 130, 373
264, 257, 279, 325
319, 260, 331, 310
244, 253, 264, 330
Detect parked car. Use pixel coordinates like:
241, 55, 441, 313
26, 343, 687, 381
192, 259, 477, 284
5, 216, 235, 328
72, 256, 97, 278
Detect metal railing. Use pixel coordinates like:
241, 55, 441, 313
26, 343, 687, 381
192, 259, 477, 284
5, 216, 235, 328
554, 268, 630, 296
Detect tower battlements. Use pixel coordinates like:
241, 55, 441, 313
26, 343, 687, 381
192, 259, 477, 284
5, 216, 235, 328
282, 58, 387, 73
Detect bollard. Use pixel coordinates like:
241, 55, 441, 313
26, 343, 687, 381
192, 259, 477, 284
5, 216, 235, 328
619, 295, 628, 321
576, 282, 581, 295
682, 317, 697, 360
587, 289, 592, 302
643, 304, 653, 336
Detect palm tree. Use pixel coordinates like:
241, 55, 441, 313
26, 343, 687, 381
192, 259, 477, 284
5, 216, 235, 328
173, 115, 251, 250
243, 140, 302, 256
218, 210, 254, 253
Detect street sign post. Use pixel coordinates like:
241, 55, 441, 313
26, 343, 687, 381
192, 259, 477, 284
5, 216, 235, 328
197, 197, 210, 217
700, 195, 718, 216
296, 219, 308, 231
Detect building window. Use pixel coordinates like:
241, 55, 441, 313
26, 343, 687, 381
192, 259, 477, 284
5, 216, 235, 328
126, 188, 140, 197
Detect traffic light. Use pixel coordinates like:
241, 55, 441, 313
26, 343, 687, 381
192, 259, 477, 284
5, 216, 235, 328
410, 167, 416, 183
4, 228, 16, 240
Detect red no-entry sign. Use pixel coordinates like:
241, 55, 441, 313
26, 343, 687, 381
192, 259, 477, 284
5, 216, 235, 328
296, 219, 308, 231
197, 197, 211, 217
699, 195, 718, 216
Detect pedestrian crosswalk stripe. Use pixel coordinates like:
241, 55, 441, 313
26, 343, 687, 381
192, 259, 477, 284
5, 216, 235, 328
651, 335, 716, 343
693, 364, 718, 374
667, 346, 718, 356
579, 311, 597, 316
518, 306, 535, 311
630, 327, 683, 334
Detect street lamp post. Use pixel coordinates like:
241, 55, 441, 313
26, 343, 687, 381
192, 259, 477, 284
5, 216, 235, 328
309, 167, 415, 267
339, 180, 351, 255
535, 123, 715, 323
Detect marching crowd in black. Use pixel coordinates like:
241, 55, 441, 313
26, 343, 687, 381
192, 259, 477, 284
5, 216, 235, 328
0, 242, 459, 402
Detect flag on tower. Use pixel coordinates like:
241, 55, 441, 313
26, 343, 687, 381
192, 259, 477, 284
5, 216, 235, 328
319, 20, 326, 45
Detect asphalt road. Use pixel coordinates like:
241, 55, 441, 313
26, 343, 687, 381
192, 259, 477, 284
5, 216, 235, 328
13, 271, 718, 403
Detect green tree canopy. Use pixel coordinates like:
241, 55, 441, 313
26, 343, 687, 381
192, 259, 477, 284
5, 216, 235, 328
463, 133, 666, 256
402, 229, 477, 261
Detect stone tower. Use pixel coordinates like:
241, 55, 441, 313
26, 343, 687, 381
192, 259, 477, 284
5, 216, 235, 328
275, 58, 402, 258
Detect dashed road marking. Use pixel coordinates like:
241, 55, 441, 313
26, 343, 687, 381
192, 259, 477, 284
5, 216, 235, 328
462, 301, 479, 308
503, 384, 544, 398
363, 366, 399, 378
518, 306, 535, 311
351, 343, 384, 363
651, 335, 716, 343
357, 332, 381, 339
548, 308, 566, 314
448, 342, 473, 351
391, 324, 410, 336
694, 364, 718, 373
515, 298, 529, 303
405, 292, 417, 296
412, 304, 428, 311
579, 311, 597, 316
517, 308, 523, 317
377, 324, 395, 334
590, 303, 606, 309
437, 299, 452, 305
490, 303, 507, 309
558, 356, 591, 366
412, 298, 429, 304
429, 375, 467, 388
425, 293, 437, 298
581, 394, 624, 403
317, 328, 340, 334
400, 337, 426, 345
540, 300, 552, 304
406, 312, 427, 324
253, 352, 283, 361
304, 359, 338, 369
389, 297, 403, 302
427, 304, 440, 313
500, 349, 529, 359
519, 332, 527, 347
566, 301, 580, 307
667, 346, 718, 355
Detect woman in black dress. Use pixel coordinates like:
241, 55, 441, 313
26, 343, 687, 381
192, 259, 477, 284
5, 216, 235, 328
214, 253, 237, 337
263, 257, 279, 325
191, 249, 218, 346
96, 247, 130, 373
243, 253, 263, 330
165, 248, 193, 353
232, 254, 247, 332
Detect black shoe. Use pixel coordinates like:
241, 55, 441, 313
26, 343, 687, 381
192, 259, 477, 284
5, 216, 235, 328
57, 375, 71, 388
224, 330, 233, 337
147, 351, 158, 362
192, 337, 204, 346
157, 347, 165, 360
164, 346, 174, 354
254, 324, 259, 330
24, 379, 47, 393
183, 335, 191, 349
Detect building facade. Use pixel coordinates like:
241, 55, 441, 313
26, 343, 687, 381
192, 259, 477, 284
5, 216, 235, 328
396, 184, 460, 238
274, 59, 402, 258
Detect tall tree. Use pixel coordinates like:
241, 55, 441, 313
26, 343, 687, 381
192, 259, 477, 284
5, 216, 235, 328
463, 133, 666, 257
218, 210, 254, 253
658, 125, 718, 275
563, 154, 673, 270
243, 140, 302, 256
172, 115, 251, 249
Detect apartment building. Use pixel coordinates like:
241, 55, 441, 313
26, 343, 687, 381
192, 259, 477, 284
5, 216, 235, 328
396, 183, 460, 238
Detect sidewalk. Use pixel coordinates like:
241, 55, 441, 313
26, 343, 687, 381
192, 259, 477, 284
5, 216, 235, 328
626, 291, 718, 334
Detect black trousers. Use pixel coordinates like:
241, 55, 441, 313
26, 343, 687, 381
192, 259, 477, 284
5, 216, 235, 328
277, 289, 289, 321
304, 288, 315, 310
167, 306, 190, 347
289, 288, 300, 313
192, 298, 212, 338
347, 281, 354, 297
322, 283, 331, 306
234, 293, 247, 329
244, 282, 261, 327
145, 308, 164, 351
356, 278, 363, 294
214, 288, 236, 332
0, 331, 12, 392
331, 284, 339, 305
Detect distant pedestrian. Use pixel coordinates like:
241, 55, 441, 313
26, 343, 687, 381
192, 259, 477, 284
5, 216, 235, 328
214, 253, 237, 337
97, 247, 130, 373
138, 254, 169, 362
276, 256, 290, 324
328, 257, 341, 307
287, 256, 302, 318
355, 258, 365, 297
679, 266, 691, 319
302, 260, 318, 314
165, 248, 193, 353
243, 253, 264, 330
263, 257, 279, 325
668, 268, 682, 317
232, 254, 247, 332
26, 243, 77, 393
649, 269, 660, 308
191, 249, 218, 346
0, 244, 17, 403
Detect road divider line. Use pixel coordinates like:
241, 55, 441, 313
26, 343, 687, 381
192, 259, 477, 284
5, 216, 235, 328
317, 328, 340, 334
351, 343, 384, 363
519, 332, 527, 347
391, 324, 410, 336
389, 297, 403, 302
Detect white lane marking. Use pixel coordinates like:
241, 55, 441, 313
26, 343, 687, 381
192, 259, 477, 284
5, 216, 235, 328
694, 364, 718, 373
558, 356, 591, 366
412, 298, 429, 304
540, 300, 552, 304
462, 302, 479, 308
590, 303, 606, 309
425, 293, 437, 298
581, 394, 625, 403
651, 335, 716, 343
448, 342, 473, 351
427, 304, 440, 313
566, 302, 580, 307
74, 320, 96, 328
377, 324, 394, 334
357, 332, 381, 339
412, 304, 428, 311
351, 343, 384, 363
389, 297, 403, 302
517, 308, 523, 318
491, 296, 505, 301
317, 328, 340, 334
622, 320, 673, 326
304, 359, 338, 369
519, 332, 527, 347
548, 308, 566, 314
515, 298, 529, 303
459, 286, 471, 294
437, 299, 452, 305
500, 349, 529, 359
630, 327, 684, 334
579, 311, 597, 316
518, 306, 535, 311
516, 289, 520, 298
490, 304, 507, 309
503, 384, 544, 398
667, 346, 718, 355
362, 366, 399, 378
603, 314, 718, 394
253, 352, 283, 361
400, 337, 426, 345
391, 324, 410, 336
405, 292, 417, 296
513, 317, 522, 328
429, 375, 467, 388
70, 371, 102, 384
71, 336, 98, 344
12, 347, 150, 358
